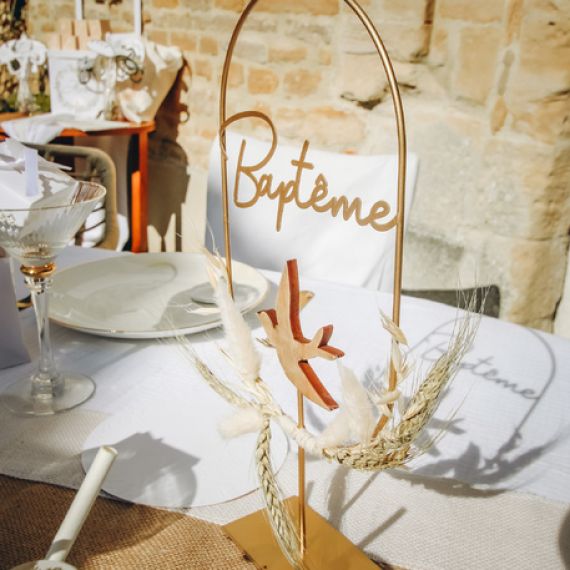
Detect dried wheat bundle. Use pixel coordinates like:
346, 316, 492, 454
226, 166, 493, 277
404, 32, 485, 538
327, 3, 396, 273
182, 250, 479, 567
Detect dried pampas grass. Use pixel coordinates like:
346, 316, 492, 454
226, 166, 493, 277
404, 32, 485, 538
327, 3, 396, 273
219, 408, 264, 438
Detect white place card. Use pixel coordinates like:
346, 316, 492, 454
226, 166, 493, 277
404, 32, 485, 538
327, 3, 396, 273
0, 257, 30, 370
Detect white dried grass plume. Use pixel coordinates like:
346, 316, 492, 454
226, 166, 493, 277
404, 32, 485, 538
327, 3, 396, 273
337, 363, 375, 442
203, 248, 261, 389
315, 364, 375, 448
317, 412, 351, 448
219, 408, 264, 438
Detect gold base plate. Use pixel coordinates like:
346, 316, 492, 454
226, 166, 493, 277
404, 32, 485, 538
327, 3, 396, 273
224, 497, 378, 569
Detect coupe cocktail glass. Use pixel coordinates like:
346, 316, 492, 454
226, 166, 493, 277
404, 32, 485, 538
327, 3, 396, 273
0, 182, 106, 415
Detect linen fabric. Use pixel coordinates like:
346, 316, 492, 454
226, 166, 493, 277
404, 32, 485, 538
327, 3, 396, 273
0, 475, 257, 570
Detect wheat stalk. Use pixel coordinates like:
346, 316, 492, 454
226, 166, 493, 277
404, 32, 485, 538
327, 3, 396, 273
325, 300, 478, 470
182, 343, 251, 409
256, 418, 302, 568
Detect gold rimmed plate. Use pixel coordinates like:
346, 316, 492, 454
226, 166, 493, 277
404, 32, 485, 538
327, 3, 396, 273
49, 252, 269, 339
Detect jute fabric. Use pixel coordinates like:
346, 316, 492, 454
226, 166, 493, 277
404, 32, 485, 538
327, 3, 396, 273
0, 475, 255, 570
0, 475, 402, 569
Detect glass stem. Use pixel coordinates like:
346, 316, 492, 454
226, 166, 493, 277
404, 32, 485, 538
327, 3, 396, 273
24, 271, 61, 398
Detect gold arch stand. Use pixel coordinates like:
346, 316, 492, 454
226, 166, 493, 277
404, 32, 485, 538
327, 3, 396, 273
219, 1, 408, 567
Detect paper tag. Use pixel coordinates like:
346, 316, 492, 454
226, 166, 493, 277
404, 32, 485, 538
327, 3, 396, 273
24, 146, 39, 197
0, 258, 30, 370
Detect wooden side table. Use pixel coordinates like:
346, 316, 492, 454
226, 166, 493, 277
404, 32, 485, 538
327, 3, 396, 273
0, 118, 155, 253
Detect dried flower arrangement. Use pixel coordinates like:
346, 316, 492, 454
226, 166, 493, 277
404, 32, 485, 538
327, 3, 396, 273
183, 249, 479, 568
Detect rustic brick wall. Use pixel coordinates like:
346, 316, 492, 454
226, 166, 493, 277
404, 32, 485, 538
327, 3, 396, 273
27, 0, 570, 333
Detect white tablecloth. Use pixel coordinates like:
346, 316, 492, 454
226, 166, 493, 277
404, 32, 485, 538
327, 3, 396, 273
1, 247, 569, 570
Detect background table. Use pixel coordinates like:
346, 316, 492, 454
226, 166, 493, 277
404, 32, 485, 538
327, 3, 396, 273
1, 247, 569, 569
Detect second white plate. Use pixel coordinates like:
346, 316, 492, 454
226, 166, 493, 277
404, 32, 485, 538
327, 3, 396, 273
50, 252, 269, 339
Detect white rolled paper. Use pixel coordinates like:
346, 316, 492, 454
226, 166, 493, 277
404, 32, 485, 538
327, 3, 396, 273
75, 0, 83, 20
45, 446, 118, 562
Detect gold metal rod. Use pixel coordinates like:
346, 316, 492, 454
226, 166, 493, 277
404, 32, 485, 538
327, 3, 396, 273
345, 1, 407, 436
297, 389, 306, 559
218, 0, 259, 298
345, 0, 407, 357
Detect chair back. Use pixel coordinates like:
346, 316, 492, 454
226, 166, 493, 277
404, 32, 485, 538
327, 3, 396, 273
31, 143, 120, 250
403, 286, 501, 318
207, 131, 419, 291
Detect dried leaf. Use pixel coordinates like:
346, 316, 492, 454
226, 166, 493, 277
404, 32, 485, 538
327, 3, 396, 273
379, 309, 408, 345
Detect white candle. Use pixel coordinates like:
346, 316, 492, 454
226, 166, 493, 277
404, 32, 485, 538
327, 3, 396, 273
75, 0, 83, 20
45, 447, 118, 562
134, 0, 142, 35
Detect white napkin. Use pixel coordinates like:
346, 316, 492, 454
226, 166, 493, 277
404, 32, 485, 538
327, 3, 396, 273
0, 139, 107, 249
0, 256, 30, 370
0, 139, 76, 209
1, 113, 72, 144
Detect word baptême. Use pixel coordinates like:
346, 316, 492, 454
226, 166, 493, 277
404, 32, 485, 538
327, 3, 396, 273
221, 112, 398, 233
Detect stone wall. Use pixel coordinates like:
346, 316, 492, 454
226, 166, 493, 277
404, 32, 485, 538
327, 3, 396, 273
27, 0, 570, 334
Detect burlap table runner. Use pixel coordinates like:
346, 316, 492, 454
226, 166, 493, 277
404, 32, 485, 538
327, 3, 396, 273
0, 476, 398, 569
0, 475, 256, 570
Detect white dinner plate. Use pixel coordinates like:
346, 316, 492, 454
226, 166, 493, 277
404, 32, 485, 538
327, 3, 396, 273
50, 253, 269, 339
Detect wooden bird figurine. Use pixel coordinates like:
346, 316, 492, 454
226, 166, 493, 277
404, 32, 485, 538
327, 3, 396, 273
258, 259, 344, 410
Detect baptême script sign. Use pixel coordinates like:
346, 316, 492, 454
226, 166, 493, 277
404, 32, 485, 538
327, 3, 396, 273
221, 111, 398, 234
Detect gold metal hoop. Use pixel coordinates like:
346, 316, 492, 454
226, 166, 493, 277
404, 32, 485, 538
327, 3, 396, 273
218, 0, 408, 341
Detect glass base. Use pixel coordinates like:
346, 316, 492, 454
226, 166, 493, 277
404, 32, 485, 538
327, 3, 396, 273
0, 372, 95, 416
